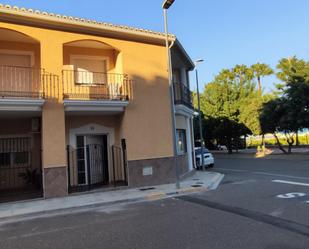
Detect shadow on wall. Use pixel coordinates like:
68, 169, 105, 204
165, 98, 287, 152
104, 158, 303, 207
122, 74, 174, 160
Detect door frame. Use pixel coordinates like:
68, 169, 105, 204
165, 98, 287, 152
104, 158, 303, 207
76, 134, 108, 186
69, 123, 115, 185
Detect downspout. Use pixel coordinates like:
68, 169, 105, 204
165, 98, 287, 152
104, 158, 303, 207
169, 39, 175, 49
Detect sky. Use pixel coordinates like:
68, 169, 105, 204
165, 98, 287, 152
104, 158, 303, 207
2, 0, 309, 92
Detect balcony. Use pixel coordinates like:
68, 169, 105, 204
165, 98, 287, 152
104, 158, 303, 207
62, 70, 132, 114
0, 65, 45, 113
173, 82, 193, 108
173, 82, 195, 117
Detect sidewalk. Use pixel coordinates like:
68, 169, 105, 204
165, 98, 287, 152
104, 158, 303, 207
0, 171, 224, 221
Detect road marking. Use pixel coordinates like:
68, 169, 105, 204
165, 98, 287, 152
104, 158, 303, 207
254, 172, 309, 181
178, 195, 309, 237
216, 168, 249, 173
276, 193, 306, 199
272, 180, 309, 187
217, 168, 309, 181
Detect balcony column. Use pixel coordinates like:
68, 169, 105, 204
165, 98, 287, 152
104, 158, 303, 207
40, 40, 67, 198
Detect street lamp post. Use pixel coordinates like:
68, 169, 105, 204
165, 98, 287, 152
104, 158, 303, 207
162, 0, 180, 189
195, 59, 205, 170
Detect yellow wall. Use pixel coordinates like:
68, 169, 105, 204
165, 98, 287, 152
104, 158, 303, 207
0, 21, 174, 167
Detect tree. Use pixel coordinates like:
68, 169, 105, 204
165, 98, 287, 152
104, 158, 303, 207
260, 76, 309, 154
276, 56, 309, 145
276, 57, 309, 84
251, 63, 273, 94
260, 98, 289, 153
195, 65, 256, 152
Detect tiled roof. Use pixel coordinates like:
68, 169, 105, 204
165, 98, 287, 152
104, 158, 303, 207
0, 3, 176, 39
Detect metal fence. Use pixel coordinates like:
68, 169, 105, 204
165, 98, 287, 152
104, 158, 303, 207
67, 143, 128, 193
173, 82, 193, 109
0, 137, 43, 202
0, 65, 44, 99
0, 65, 60, 100
112, 145, 128, 187
62, 70, 133, 101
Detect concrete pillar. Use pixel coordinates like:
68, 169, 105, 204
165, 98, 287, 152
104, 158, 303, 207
186, 116, 193, 171
40, 40, 68, 198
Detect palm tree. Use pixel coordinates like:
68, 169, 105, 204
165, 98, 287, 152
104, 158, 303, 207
251, 63, 273, 95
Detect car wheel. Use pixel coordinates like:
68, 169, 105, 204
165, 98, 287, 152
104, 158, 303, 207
208, 163, 214, 168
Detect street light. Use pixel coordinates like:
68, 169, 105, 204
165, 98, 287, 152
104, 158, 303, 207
195, 59, 205, 170
162, 0, 175, 9
162, 0, 180, 189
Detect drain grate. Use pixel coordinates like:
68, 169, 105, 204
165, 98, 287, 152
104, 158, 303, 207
139, 187, 156, 191
191, 184, 202, 188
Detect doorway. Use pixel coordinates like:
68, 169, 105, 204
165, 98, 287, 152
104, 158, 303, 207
75, 134, 108, 189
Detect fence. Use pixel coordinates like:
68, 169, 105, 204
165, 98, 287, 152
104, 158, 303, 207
62, 70, 132, 101
67, 143, 128, 193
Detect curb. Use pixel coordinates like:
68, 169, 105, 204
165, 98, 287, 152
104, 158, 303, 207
0, 173, 224, 223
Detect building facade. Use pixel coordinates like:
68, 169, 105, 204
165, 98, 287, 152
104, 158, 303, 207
0, 4, 195, 202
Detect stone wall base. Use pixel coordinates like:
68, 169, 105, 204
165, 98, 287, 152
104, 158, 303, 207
43, 166, 68, 198
127, 155, 189, 188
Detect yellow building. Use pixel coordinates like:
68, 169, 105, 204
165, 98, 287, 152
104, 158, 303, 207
0, 4, 195, 202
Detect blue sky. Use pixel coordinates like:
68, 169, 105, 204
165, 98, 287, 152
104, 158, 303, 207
2, 0, 309, 92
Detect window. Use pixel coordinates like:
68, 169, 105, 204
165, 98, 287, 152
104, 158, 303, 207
0, 153, 10, 167
0, 137, 30, 168
176, 129, 187, 155
71, 57, 108, 85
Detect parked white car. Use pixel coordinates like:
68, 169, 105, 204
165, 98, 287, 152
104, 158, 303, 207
217, 145, 227, 151
195, 147, 214, 169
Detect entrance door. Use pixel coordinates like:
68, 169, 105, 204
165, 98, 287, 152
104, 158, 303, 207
76, 135, 108, 187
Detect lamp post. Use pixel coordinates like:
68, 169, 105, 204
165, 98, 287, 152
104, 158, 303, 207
195, 59, 205, 170
162, 0, 180, 189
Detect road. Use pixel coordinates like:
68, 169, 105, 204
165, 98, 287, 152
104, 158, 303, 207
1, 157, 309, 249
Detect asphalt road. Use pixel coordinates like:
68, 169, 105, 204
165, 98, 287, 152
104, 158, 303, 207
1, 157, 309, 249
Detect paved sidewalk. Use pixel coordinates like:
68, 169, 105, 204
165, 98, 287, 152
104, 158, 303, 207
0, 171, 224, 220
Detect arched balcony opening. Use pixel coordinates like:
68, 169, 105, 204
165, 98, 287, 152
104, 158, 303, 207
62, 40, 132, 102
0, 28, 43, 99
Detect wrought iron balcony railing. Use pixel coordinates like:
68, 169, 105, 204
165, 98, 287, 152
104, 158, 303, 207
0, 65, 45, 99
62, 70, 132, 101
173, 82, 193, 109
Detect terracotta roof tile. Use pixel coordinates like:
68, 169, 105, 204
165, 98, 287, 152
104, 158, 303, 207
0, 3, 176, 39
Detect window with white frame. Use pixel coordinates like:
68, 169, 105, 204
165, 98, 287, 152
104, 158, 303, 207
0, 137, 31, 168
176, 129, 187, 155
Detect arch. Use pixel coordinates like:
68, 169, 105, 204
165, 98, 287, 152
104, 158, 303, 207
63, 39, 120, 52
62, 39, 123, 76
0, 27, 40, 44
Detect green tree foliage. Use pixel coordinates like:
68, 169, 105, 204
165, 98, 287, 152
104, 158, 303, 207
260, 56, 309, 153
195, 65, 260, 152
251, 63, 273, 94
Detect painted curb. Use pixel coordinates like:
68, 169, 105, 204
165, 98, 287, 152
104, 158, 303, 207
145, 192, 167, 201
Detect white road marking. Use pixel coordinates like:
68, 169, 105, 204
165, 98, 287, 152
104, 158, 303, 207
276, 193, 306, 199
254, 172, 309, 181
217, 168, 309, 181
272, 180, 309, 187
216, 168, 249, 173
